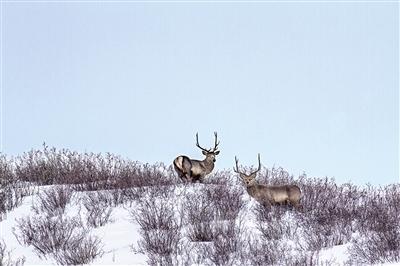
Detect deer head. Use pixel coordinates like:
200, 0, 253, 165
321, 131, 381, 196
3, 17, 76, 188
233, 153, 261, 186
196, 132, 220, 162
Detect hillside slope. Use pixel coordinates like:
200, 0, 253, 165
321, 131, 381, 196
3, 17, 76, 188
1, 148, 399, 265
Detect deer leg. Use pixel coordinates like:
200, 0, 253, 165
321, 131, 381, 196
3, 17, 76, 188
191, 173, 203, 183
192, 176, 200, 183
184, 173, 192, 182
178, 171, 187, 181
285, 199, 293, 210
188, 170, 197, 182
293, 201, 303, 211
261, 200, 272, 211
289, 199, 301, 211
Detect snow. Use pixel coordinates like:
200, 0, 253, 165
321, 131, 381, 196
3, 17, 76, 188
0, 187, 147, 265
0, 184, 396, 265
318, 243, 351, 265
1, 193, 51, 265
90, 206, 146, 265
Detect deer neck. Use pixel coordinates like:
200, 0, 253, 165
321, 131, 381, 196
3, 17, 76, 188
202, 158, 215, 173
246, 182, 259, 195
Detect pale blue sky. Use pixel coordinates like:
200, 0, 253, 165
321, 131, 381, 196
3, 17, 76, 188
3, 3, 399, 185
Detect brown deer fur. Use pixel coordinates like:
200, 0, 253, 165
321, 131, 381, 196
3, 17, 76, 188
174, 132, 220, 182
234, 154, 301, 208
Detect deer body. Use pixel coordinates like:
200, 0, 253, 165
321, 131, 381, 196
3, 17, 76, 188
246, 183, 301, 207
173, 156, 216, 182
174, 132, 220, 182
234, 154, 301, 208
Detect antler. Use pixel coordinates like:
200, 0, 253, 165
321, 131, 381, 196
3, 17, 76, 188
196, 133, 210, 152
233, 156, 246, 175
211, 131, 220, 152
249, 153, 261, 176
196, 132, 220, 153
234, 154, 261, 177
233, 156, 240, 173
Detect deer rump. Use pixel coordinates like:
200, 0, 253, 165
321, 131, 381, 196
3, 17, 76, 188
173, 156, 203, 182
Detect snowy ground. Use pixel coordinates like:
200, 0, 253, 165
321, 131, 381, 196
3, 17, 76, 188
0, 184, 390, 265
0, 187, 147, 265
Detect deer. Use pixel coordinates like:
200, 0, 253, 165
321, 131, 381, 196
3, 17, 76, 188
173, 132, 220, 183
233, 154, 301, 209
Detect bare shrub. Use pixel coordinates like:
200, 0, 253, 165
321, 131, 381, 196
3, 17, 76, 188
294, 177, 357, 249
178, 241, 209, 265
14, 215, 84, 257
127, 164, 177, 202
301, 223, 352, 251
14, 145, 101, 187
348, 229, 400, 264
298, 177, 358, 225
183, 184, 243, 250
253, 202, 287, 221
111, 161, 179, 193
103, 187, 147, 207
80, 189, 135, 208
245, 237, 287, 266
141, 184, 176, 200
282, 250, 322, 266
298, 177, 340, 213
188, 222, 217, 242
253, 204, 297, 241
14, 145, 178, 195
142, 163, 177, 187
14, 215, 103, 265
15, 144, 60, 185
245, 236, 325, 266
137, 228, 181, 266
32, 186, 74, 217
58, 151, 126, 191
203, 170, 234, 185
183, 192, 216, 242
200, 220, 245, 266
203, 184, 244, 221
132, 198, 182, 265
384, 184, 400, 216
256, 165, 295, 185
0, 155, 33, 220
83, 192, 113, 227
299, 204, 353, 250
132, 199, 180, 231
180, 183, 246, 264
110, 188, 139, 205
53, 234, 104, 265
0, 239, 25, 266
348, 184, 400, 264
354, 185, 400, 234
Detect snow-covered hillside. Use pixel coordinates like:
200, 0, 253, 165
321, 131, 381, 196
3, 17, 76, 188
1, 149, 399, 265
1, 184, 350, 265
1, 187, 147, 265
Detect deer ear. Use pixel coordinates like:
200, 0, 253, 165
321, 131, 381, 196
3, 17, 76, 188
202, 150, 207, 155
215, 151, 220, 155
